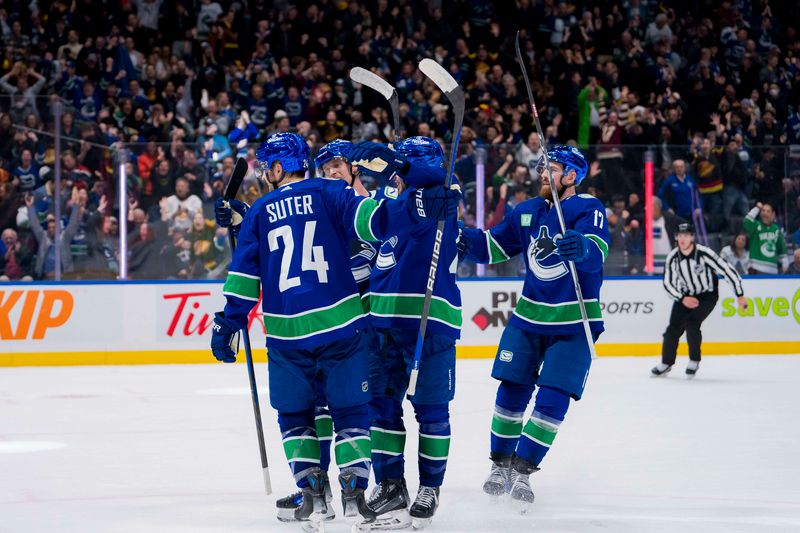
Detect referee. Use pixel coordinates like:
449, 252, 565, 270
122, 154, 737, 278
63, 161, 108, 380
651, 223, 748, 378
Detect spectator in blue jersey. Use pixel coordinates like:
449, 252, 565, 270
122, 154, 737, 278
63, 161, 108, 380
210, 132, 460, 531
283, 86, 306, 126
458, 145, 610, 512
657, 159, 700, 222
72, 81, 104, 122
12, 148, 40, 192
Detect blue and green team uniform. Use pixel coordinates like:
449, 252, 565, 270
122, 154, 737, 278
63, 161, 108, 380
221, 177, 412, 491
462, 192, 609, 470
367, 182, 461, 490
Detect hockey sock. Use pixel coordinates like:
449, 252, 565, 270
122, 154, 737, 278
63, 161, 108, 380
414, 403, 451, 488
369, 396, 407, 483
490, 381, 535, 459
330, 404, 372, 490
277, 411, 321, 488
516, 386, 570, 467
315, 406, 333, 472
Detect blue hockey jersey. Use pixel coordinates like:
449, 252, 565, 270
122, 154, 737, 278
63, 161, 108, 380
222, 178, 413, 349
464, 194, 610, 335
368, 185, 462, 340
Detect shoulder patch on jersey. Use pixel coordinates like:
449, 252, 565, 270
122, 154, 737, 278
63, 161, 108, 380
382, 186, 399, 200
520, 213, 532, 227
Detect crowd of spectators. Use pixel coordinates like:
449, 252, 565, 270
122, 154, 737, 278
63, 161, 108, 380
0, 0, 799, 280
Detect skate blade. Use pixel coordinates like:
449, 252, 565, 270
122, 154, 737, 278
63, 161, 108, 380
301, 519, 326, 533
511, 497, 534, 515
686, 373, 696, 380
411, 517, 432, 529
370, 509, 412, 530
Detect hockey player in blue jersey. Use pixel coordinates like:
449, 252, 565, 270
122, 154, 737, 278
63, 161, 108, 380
210, 132, 460, 531
348, 137, 461, 529
458, 144, 610, 512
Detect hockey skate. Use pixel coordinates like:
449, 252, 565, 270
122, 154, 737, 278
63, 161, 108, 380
295, 470, 330, 533
650, 363, 673, 377
686, 361, 700, 379
277, 471, 335, 522
482, 456, 511, 499
508, 456, 539, 514
340, 472, 377, 533
409, 486, 439, 529
367, 478, 412, 530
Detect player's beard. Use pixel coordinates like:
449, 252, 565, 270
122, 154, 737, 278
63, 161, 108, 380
539, 180, 567, 201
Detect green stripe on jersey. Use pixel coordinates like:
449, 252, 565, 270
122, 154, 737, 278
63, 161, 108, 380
263, 294, 364, 340
283, 436, 321, 462
369, 293, 462, 329
418, 434, 450, 460
371, 427, 406, 455
334, 436, 371, 466
514, 297, 602, 325
491, 413, 523, 438
521, 419, 557, 447
354, 198, 381, 242
487, 233, 510, 264
223, 272, 260, 300
585, 234, 608, 261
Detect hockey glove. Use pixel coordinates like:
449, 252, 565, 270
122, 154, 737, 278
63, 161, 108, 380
210, 312, 240, 363
350, 142, 409, 185
555, 229, 591, 263
214, 198, 249, 231
456, 220, 471, 261
410, 185, 462, 222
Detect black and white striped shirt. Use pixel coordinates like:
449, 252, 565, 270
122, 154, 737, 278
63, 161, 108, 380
663, 244, 744, 300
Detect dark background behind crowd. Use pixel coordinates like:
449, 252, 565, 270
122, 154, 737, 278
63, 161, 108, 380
1, 0, 799, 280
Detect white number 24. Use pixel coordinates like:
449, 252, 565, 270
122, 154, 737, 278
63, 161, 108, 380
593, 210, 604, 228
267, 221, 329, 292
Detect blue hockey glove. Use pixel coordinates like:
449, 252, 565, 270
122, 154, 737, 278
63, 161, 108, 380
210, 312, 240, 363
456, 220, 471, 261
410, 185, 462, 222
214, 198, 249, 231
555, 229, 591, 263
350, 142, 409, 185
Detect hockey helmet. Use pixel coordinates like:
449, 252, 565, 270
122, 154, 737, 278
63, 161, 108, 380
315, 139, 353, 169
395, 136, 445, 169
543, 144, 589, 185
256, 132, 310, 175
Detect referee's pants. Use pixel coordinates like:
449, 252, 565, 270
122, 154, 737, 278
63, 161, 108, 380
661, 291, 718, 365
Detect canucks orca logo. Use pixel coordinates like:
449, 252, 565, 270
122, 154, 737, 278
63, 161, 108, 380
527, 227, 568, 281
376, 236, 399, 269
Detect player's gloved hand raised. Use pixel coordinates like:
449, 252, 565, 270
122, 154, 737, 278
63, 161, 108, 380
410, 185, 462, 222
350, 141, 408, 183
214, 198, 249, 230
555, 229, 591, 263
456, 220, 471, 261
210, 312, 240, 363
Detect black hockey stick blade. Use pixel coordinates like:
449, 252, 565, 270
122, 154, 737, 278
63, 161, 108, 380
225, 157, 249, 201
514, 31, 539, 120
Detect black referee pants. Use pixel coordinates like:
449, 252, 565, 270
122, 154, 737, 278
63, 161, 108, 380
661, 291, 718, 365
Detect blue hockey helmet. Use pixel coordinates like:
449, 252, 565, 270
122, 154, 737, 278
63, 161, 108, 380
395, 136, 445, 169
315, 139, 353, 169
256, 132, 309, 174
544, 144, 588, 185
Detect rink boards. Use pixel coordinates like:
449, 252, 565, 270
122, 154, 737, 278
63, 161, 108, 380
1, 277, 798, 366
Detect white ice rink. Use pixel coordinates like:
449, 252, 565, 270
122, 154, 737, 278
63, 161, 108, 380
2, 356, 800, 533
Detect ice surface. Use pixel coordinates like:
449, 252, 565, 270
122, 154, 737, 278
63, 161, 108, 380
2, 356, 800, 532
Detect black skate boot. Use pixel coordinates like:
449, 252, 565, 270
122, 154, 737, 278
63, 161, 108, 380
340, 472, 377, 532
482, 453, 511, 497
367, 478, 411, 530
276, 472, 335, 522
509, 455, 539, 514
651, 363, 673, 377
686, 360, 700, 378
295, 470, 329, 532
409, 486, 439, 529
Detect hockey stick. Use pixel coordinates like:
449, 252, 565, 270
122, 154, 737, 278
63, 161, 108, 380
515, 31, 598, 360
406, 58, 465, 397
692, 189, 709, 246
225, 157, 272, 495
349, 67, 401, 142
